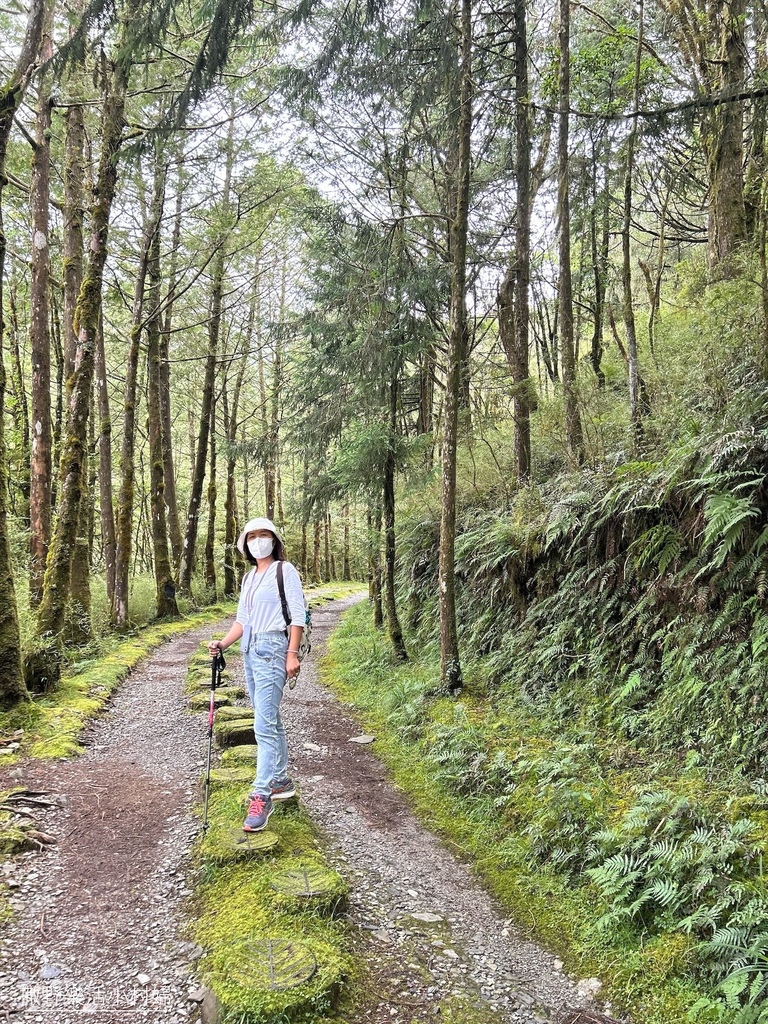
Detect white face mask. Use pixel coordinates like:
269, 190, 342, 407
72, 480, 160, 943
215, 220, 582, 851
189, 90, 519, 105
248, 536, 274, 560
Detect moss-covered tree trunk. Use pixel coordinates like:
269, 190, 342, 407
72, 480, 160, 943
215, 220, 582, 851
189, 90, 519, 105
160, 149, 185, 571
145, 151, 178, 620
343, 502, 351, 580
222, 300, 250, 598
622, 0, 645, 450
28, 0, 54, 608
179, 114, 234, 594
204, 397, 217, 598
0, 0, 47, 702
113, 188, 158, 628
367, 505, 383, 629
557, 0, 584, 465
384, 367, 407, 661
312, 515, 322, 583
8, 281, 31, 514
61, 96, 91, 645
29, 37, 131, 689
95, 310, 116, 606
438, 0, 472, 695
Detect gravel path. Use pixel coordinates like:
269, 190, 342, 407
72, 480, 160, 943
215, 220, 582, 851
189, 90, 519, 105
247, 596, 608, 1024
0, 596, 612, 1024
0, 623, 223, 1023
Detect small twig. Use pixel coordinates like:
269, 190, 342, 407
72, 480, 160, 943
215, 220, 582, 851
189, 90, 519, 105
38, 910, 48, 939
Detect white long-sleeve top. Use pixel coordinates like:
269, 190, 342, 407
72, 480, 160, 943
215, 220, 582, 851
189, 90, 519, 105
236, 561, 306, 650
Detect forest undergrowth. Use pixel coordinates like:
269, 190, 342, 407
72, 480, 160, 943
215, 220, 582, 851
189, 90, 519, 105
324, 360, 768, 1024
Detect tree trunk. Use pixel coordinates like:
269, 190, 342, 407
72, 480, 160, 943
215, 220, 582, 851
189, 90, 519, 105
28, 3, 54, 608
29, 29, 131, 688
160, 148, 185, 570
512, 0, 533, 483
384, 369, 407, 660
622, 0, 645, 450
702, 0, 746, 272
179, 114, 235, 593
312, 515, 322, 583
0, 0, 45, 703
557, 0, 584, 464
8, 281, 30, 514
204, 395, 217, 598
438, 0, 472, 694
61, 95, 89, 645
113, 187, 158, 627
589, 138, 608, 387
222, 303, 250, 598
94, 310, 116, 606
343, 502, 351, 580
323, 509, 331, 581
368, 505, 383, 629
145, 152, 178, 620
658, 0, 747, 272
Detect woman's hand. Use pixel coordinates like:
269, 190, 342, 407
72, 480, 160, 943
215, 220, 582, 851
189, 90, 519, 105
208, 640, 224, 658
286, 650, 300, 681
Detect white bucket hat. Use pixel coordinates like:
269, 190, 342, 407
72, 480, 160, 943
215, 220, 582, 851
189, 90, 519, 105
236, 517, 283, 556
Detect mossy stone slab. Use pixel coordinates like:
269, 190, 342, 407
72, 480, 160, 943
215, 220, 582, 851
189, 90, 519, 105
215, 705, 253, 721
214, 719, 255, 748
221, 744, 258, 765
229, 938, 317, 991
227, 829, 279, 858
208, 766, 254, 786
269, 865, 348, 916
188, 691, 232, 712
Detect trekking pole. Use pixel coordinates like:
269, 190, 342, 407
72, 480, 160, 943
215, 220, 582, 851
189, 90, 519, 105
202, 648, 226, 833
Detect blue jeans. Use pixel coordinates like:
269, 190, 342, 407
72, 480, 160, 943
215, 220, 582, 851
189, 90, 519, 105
242, 631, 289, 797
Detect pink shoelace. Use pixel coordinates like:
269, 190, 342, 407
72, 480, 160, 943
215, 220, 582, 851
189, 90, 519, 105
247, 794, 266, 816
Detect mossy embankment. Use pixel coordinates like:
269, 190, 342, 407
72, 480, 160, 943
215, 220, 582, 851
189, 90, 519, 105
0, 603, 237, 762
322, 601, 768, 1024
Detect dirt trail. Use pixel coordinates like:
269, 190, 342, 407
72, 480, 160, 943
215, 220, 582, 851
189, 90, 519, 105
0, 597, 610, 1024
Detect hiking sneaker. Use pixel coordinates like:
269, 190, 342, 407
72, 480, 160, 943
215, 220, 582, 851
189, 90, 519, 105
243, 793, 273, 832
270, 777, 296, 801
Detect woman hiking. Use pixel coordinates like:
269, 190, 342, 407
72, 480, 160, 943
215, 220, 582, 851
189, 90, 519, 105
208, 517, 306, 832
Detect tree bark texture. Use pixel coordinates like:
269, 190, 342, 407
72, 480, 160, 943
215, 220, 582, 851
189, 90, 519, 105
222, 310, 249, 597
557, 0, 584, 465
113, 187, 158, 627
160, 150, 185, 570
385, 367, 408, 661
30, 8, 132, 687
623, 0, 645, 450
28, 3, 54, 608
204, 395, 217, 597
179, 115, 235, 594
95, 310, 116, 606
145, 153, 178, 619
511, 0, 533, 483
61, 96, 89, 645
0, 0, 45, 702
438, 0, 472, 694
658, 0, 747, 272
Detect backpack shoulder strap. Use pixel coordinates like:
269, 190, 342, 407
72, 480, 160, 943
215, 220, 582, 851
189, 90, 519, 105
275, 561, 291, 629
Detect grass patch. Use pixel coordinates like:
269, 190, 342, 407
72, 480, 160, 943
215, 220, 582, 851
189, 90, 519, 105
0, 603, 237, 762
321, 601, 757, 1024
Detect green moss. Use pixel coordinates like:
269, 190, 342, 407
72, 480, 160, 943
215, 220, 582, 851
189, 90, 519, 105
0, 603, 237, 764
221, 744, 258, 765
191, 746, 351, 1021
214, 718, 255, 748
